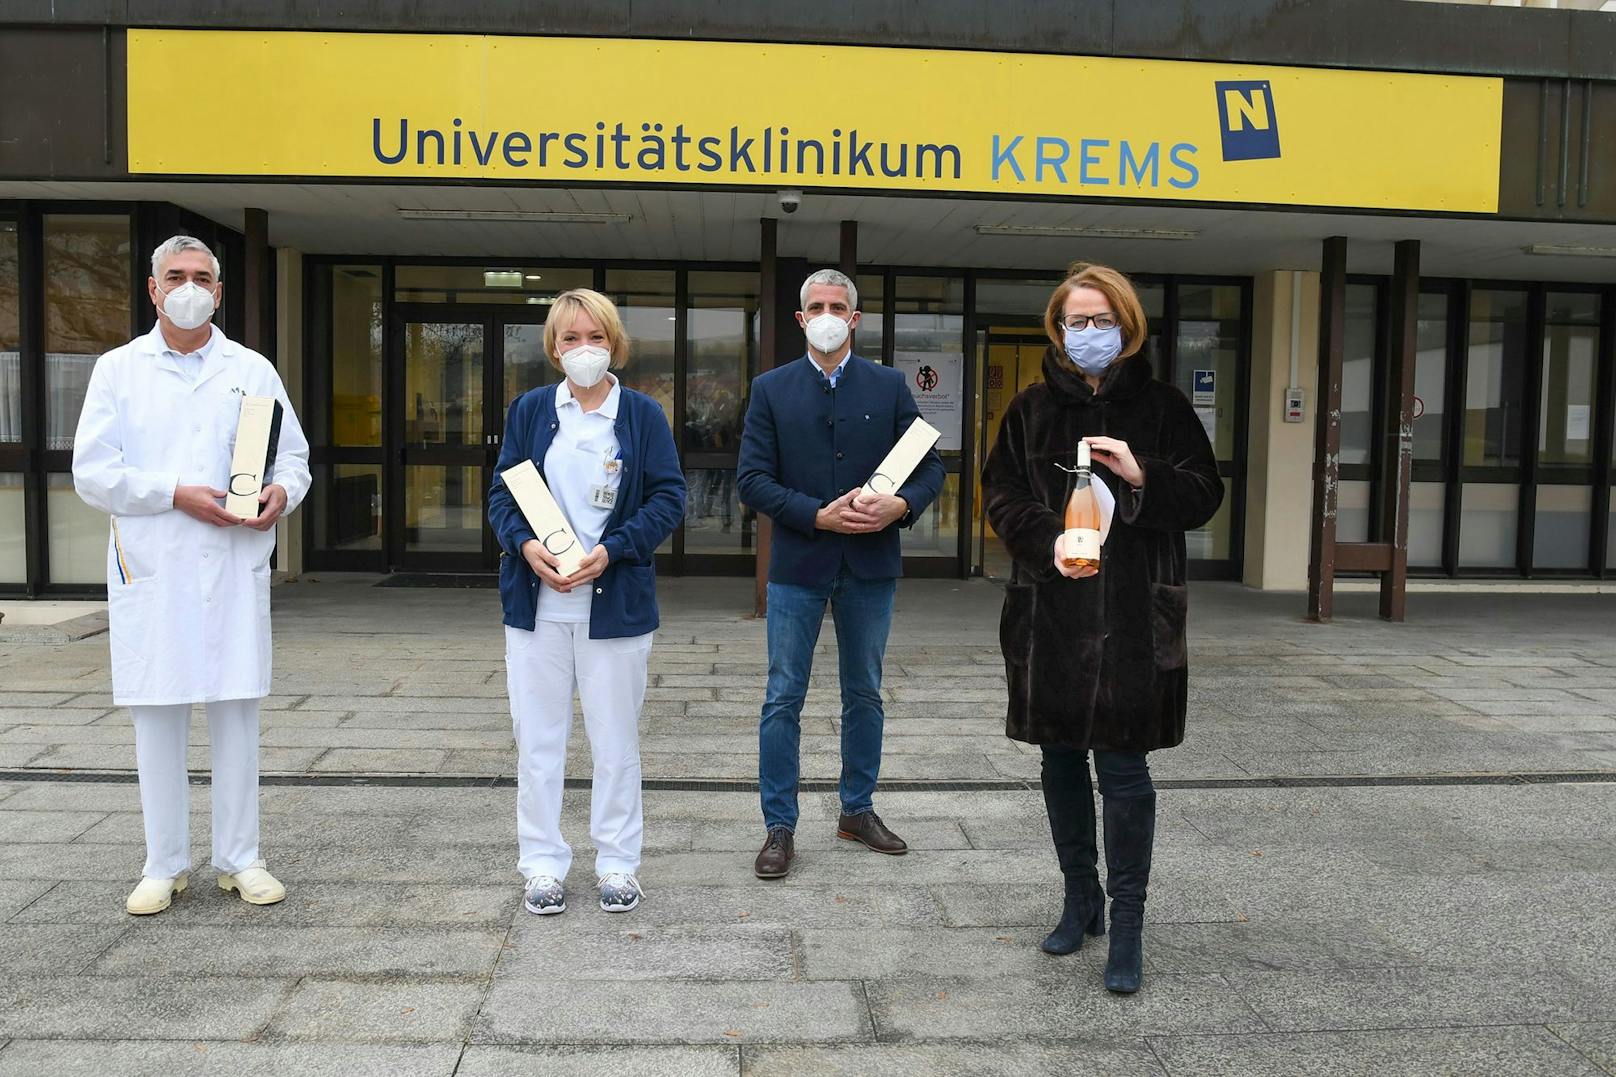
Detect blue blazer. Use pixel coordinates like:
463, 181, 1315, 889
487, 382, 686, 637
737, 353, 945, 586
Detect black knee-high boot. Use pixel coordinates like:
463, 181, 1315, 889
1102, 792, 1156, 992
1039, 760, 1106, 955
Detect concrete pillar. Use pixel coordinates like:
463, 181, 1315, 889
1243, 269, 1320, 591
275, 248, 304, 578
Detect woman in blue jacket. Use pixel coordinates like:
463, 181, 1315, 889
487, 288, 685, 917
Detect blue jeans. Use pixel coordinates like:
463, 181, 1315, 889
759, 566, 896, 832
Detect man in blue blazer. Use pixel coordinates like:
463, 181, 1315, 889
737, 269, 945, 879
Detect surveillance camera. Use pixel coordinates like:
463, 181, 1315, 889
778, 189, 802, 214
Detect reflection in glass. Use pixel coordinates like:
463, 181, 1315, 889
1187, 496, 1234, 561
682, 468, 753, 554
0, 473, 23, 583
1412, 292, 1448, 462
1137, 282, 1167, 368
902, 471, 959, 558
608, 269, 676, 428
1464, 289, 1529, 469
854, 274, 885, 364
1409, 481, 1445, 568
313, 463, 383, 553
502, 321, 557, 406
1174, 284, 1241, 460
973, 277, 1061, 319
1336, 480, 1372, 544
46, 215, 131, 450
687, 271, 759, 454
404, 322, 483, 448
395, 265, 590, 305
1538, 292, 1599, 467
1458, 483, 1519, 569
1533, 484, 1591, 571
1, 222, 18, 443
404, 465, 483, 553
330, 265, 383, 446
894, 277, 964, 559
48, 473, 107, 584
1340, 284, 1377, 467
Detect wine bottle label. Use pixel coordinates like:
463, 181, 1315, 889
1064, 527, 1100, 560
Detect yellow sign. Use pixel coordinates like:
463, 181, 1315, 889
127, 31, 1502, 213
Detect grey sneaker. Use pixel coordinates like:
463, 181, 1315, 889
523, 875, 566, 915
598, 872, 643, 913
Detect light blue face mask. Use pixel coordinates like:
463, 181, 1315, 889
1064, 325, 1123, 375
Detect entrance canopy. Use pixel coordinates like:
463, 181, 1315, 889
5, 180, 1616, 283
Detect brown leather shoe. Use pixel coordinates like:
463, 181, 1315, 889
754, 827, 795, 879
837, 811, 908, 855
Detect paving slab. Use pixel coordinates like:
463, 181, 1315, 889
0, 975, 292, 1039
0, 1041, 461, 1077
1149, 1026, 1607, 1076
867, 972, 1267, 1040
92, 925, 506, 978
458, 1045, 739, 1076
494, 922, 795, 981
1228, 965, 1616, 1032
11, 879, 516, 928
264, 977, 487, 1043
475, 980, 872, 1044
742, 1041, 1167, 1076
1549, 1023, 1616, 1075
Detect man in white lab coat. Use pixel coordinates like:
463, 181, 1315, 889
72, 235, 310, 915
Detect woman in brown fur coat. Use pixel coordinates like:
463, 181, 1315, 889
981, 264, 1223, 994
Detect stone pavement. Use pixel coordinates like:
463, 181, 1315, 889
0, 577, 1614, 1074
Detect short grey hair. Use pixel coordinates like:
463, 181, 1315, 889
799, 269, 857, 312
150, 235, 221, 280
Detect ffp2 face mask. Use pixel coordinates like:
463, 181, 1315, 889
804, 313, 851, 354
560, 344, 612, 388
158, 281, 218, 331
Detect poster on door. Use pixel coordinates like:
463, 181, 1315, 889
894, 353, 962, 451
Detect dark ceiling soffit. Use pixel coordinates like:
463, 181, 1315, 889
1, 0, 1613, 81
6, 173, 1610, 229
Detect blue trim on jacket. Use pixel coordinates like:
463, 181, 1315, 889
737, 353, 946, 586
488, 381, 686, 638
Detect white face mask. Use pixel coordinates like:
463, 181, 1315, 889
804, 312, 851, 354
560, 344, 612, 389
157, 280, 218, 331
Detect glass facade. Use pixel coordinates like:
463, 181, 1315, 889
329, 265, 383, 448
0, 472, 23, 584
1340, 283, 1379, 467
1, 221, 18, 445
684, 271, 760, 559
44, 215, 131, 451
606, 268, 675, 425
7, 211, 1605, 591
1347, 282, 1615, 578
894, 276, 965, 563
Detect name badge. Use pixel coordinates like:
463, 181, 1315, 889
589, 484, 617, 509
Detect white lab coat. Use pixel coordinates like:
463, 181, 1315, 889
72, 323, 311, 707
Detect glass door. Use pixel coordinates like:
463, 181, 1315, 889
973, 325, 1051, 579
388, 308, 552, 572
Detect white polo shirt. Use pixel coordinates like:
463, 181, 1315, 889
535, 376, 623, 623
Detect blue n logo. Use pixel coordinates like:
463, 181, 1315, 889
1216, 80, 1281, 162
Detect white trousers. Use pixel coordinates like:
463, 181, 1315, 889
505, 622, 652, 882
130, 698, 261, 879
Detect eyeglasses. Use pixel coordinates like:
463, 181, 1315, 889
1061, 313, 1119, 331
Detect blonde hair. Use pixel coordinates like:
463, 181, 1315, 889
543, 288, 630, 370
1044, 263, 1148, 361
